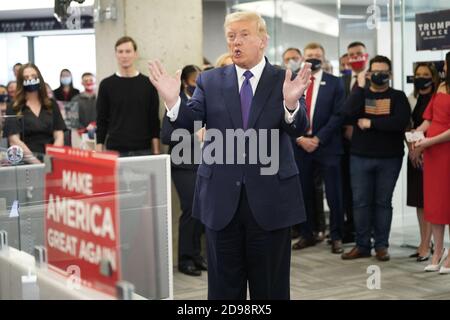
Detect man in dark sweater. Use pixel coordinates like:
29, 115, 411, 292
96, 36, 160, 156
341, 55, 411, 262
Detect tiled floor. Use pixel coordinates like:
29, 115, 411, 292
173, 232, 450, 300
171, 183, 450, 300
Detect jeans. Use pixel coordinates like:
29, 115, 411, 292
350, 155, 402, 254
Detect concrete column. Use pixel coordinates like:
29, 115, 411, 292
94, 0, 204, 269
94, 0, 203, 85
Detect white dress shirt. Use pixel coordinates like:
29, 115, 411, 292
350, 70, 358, 91
166, 57, 299, 124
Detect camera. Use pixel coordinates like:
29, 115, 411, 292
54, 0, 85, 23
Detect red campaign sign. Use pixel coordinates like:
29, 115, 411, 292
44, 146, 121, 297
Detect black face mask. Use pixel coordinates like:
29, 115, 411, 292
414, 77, 433, 90
23, 78, 41, 93
371, 72, 390, 86
24, 84, 40, 93
187, 85, 196, 96
0, 94, 9, 103
305, 58, 322, 72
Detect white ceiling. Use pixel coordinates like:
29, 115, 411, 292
0, 0, 94, 20
0, 0, 448, 21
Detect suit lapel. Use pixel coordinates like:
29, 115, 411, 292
222, 65, 243, 129
344, 74, 351, 96
247, 62, 277, 129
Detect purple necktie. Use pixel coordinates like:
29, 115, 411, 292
240, 70, 254, 129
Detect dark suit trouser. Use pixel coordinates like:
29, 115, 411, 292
172, 167, 204, 266
342, 140, 355, 234
205, 187, 291, 300
312, 166, 325, 233
298, 154, 344, 241
292, 166, 325, 235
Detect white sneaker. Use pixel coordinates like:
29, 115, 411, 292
424, 264, 441, 272
424, 248, 448, 272
439, 266, 450, 274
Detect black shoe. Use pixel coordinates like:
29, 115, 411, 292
292, 237, 317, 250
193, 257, 208, 271
342, 232, 355, 244
417, 254, 431, 262
409, 252, 420, 258
291, 228, 300, 240
178, 263, 201, 276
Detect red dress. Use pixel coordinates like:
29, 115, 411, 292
423, 92, 450, 224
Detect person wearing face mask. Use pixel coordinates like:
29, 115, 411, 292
341, 55, 411, 261
0, 85, 9, 148
161, 64, 207, 277
340, 41, 370, 245
405, 63, 440, 262
291, 42, 346, 254
7, 81, 17, 103
3, 63, 66, 163
70, 72, 97, 137
53, 69, 80, 102
340, 53, 351, 77
0, 85, 9, 106
180, 65, 201, 99
282, 47, 306, 241
414, 52, 450, 274
282, 47, 303, 73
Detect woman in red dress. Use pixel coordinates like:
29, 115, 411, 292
415, 52, 450, 273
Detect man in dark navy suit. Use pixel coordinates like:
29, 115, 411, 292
291, 42, 346, 254
149, 11, 311, 300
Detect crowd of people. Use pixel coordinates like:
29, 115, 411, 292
0, 16, 449, 286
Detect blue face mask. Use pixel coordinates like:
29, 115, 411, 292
23, 78, 41, 93
341, 69, 352, 76
60, 76, 72, 86
187, 85, 196, 96
0, 94, 9, 103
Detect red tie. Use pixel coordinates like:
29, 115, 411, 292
305, 76, 315, 130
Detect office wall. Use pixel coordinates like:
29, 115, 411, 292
94, 0, 203, 84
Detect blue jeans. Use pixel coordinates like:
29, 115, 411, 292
350, 155, 402, 254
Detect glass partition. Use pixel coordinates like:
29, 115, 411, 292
0, 147, 173, 299
398, 0, 449, 248
225, 0, 450, 249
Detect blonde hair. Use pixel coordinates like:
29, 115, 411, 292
304, 42, 325, 56
215, 53, 233, 67
224, 11, 268, 38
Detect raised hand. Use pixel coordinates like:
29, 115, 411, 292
148, 60, 181, 109
283, 62, 312, 109
357, 71, 368, 88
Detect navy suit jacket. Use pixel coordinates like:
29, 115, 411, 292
170, 59, 308, 231
294, 72, 345, 157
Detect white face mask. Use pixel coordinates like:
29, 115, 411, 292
287, 59, 301, 72
60, 76, 72, 86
